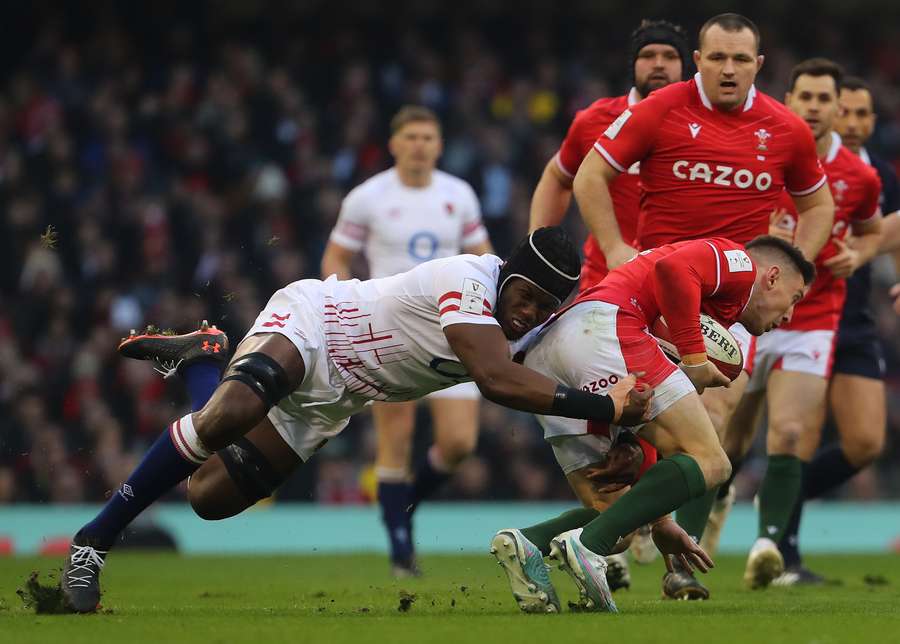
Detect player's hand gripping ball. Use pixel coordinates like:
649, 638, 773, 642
652, 314, 743, 381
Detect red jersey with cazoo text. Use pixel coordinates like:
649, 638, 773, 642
576, 238, 757, 357
776, 133, 882, 331
593, 74, 827, 249
556, 89, 642, 286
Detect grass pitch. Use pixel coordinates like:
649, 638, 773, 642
2, 552, 899, 643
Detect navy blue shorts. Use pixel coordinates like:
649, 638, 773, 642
832, 325, 885, 380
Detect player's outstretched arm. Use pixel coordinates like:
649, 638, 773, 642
826, 217, 883, 278
444, 323, 651, 425
790, 184, 835, 260
529, 157, 574, 231
573, 151, 636, 269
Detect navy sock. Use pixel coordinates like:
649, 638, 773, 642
79, 424, 201, 549
182, 361, 222, 412
804, 443, 860, 500
408, 457, 452, 513
378, 481, 413, 564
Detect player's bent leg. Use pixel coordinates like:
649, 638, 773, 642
188, 416, 302, 520
61, 332, 304, 613
407, 395, 479, 513
700, 371, 749, 439
830, 374, 886, 469
372, 400, 418, 576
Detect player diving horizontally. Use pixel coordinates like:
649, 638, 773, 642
490, 235, 815, 614
60, 227, 656, 614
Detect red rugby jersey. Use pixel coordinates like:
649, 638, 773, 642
556, 88, 642, 287
776, 133, 882, 331
593, 74, 826, 249
577, 237, 757, 357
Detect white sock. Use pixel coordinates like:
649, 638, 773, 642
170, 413, 212, 465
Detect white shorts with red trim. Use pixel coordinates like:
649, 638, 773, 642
745, 328, 836, 393
241, 279, 371, 460
427, 381, 480, 400
522, 300, 695, 442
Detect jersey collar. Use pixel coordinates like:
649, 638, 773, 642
825, 131, 841, 164
694, 72, 757, 112
859, 146, 872, 166
627, 87, 640, 106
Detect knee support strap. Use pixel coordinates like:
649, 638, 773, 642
221, 352, 293, 408
218, 437, 284, 503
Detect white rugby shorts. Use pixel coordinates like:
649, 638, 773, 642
746, 328, 836, 392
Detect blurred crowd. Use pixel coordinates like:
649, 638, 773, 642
3, 1, 900, 505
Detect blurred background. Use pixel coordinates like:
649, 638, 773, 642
3, 0, 900, 514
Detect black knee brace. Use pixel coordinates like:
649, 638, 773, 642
218, 437, 285, 503
221, 352, 293, 408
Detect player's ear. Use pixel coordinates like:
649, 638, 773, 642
387, 133, 399, 158
692, 50, 701, 66
756, 54, 765, 72
766, 264, 781, 288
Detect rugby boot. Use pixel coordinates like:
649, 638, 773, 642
61, 532, 107, 613
118, 320, 229, 378
744, 537, 784, 589
628, 524, 659, 564
605, 552, 631, 591
662, 557, 710, 600
390, 556, 423, 579
771, 564, 825, 587
490, 529, 560, 613
549, 528, 618, 613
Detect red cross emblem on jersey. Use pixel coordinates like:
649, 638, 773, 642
445, 202, 455, 215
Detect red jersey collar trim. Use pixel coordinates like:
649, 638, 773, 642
825, 131, 841, 164
694, 72, 757, 112
627, 87, 641, 106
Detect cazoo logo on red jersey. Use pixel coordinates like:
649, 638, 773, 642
672, 161, 773, 191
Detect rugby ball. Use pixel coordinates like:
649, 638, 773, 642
651, 315, 744, 381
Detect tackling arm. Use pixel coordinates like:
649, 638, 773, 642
573, 152, 636, 269
529, 157, 574, 231
826, 216, 883, 279
790, 184, 835, 260
443, 323, 649, 424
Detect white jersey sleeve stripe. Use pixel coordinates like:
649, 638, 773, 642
593, 142, 627, 173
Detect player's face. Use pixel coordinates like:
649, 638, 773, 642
495, 278, 559, 340
786, 74, 840, 141
389, 121, 442, 174
693, 25, 762, 110
836, 88, 876, 153
633, 44, 682, 98
741, 266, 807, 335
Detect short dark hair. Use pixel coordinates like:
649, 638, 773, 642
842, 75, 870, 93
745, 235, 816, 285
390, 105, 440, 135
789, 57, 844, 93
699, 13, 760, 52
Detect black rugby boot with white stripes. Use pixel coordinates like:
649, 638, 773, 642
61, 532, 108, 613
117, 320, 229, 378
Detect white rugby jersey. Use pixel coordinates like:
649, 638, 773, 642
329, 168, 488, 277
321, 253, 502, 401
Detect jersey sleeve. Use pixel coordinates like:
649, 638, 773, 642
591, 97, 664, 173
652, 240, 744, 356
853, 169, 883, 224
458, 182, 490, 249
328, 186, 370, 251
556, 110, 590, 178
785, 118, 827, 196
434, 256, 501, 330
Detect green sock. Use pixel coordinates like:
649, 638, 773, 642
521, 507, 600, 556
758, 454, 803, 542
580, 454, 707, 555
675, 487, 719, 543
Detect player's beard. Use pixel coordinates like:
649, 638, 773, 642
636, 77, 671, 99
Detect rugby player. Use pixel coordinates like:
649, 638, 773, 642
528, 16, 689, 589
491, 235, 816, 614
571, 13, 834, 598
59, 227, 653, 614
724, 59, 882, 589
320, 105, 492, 577
767, 76, 898, 584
